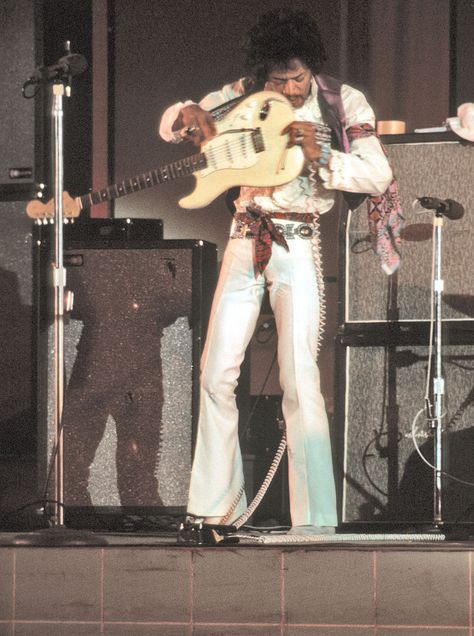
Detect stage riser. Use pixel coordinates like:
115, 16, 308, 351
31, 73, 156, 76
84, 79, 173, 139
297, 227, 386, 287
0, 543, 472, 633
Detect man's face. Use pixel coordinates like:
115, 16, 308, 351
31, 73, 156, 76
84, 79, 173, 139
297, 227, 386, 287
265, 58, 312, 109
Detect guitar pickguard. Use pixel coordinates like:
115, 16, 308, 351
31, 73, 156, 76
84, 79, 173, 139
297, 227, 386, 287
179, 92, 304, 208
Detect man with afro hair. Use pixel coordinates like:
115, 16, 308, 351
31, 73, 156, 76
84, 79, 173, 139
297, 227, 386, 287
160, 7, 393, 535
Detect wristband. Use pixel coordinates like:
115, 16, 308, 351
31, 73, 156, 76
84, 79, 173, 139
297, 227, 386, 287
317, 142, 332, 166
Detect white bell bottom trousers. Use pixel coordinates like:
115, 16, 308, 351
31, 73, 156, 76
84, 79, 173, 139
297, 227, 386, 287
187, 228, 337, 527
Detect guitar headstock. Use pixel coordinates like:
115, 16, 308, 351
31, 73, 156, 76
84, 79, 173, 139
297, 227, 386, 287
26, 191, 81, 223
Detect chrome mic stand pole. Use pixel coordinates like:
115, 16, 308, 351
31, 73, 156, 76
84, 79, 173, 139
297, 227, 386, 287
18, 48, 107, 545
51, 79, 67, 527
415, 195, 464, 533
432, 210, 445, 528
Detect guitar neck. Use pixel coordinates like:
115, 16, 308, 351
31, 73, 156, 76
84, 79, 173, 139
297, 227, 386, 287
77, 92, 255, 211
77, 152, 207, 210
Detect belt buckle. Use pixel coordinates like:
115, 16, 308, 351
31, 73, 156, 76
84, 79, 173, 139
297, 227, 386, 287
297, 223, 313, 238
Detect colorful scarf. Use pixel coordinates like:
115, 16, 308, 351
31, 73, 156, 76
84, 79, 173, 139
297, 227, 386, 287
235, 208, 314, 276
315, 74, 405, 275
348, 123, 405, 275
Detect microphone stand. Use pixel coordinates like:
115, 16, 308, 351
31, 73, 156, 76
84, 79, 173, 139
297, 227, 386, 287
430, 209, 445, 530
44, 62, 104, 544
51, 79, 67, 529
15, 47, 106, 545
414, 196, 464, 534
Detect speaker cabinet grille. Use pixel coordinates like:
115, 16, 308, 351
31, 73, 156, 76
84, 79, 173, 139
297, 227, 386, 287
339, 340, 474, 524
346, 140, 474, 322
37, 225, 216, 514
0, 0, 39, 191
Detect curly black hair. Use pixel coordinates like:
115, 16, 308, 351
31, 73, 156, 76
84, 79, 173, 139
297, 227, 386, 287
244, 8, 327, 83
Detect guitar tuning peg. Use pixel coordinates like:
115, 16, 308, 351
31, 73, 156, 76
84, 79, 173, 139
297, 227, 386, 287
34, 182, 46, 199
64, 290, 74, 313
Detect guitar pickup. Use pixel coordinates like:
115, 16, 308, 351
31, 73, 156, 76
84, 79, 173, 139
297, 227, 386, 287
251, 128, 264, 153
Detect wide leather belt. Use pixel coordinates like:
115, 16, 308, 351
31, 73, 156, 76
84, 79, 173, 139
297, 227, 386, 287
230, 209, 316, 276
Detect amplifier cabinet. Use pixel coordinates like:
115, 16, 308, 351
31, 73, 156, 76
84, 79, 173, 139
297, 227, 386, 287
344, 138, 474, 323
338, 136, 474, 527
336, 324, 474, 525
0, 0, 40, 195
35, 220, 216, 520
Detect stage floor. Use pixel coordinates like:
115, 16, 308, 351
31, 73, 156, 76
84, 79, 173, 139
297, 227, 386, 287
0, 530, 473, 635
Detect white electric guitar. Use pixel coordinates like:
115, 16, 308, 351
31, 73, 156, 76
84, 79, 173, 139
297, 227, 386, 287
26, 91, 306, 221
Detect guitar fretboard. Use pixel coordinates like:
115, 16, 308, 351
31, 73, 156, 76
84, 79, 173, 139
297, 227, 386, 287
78, 153, 207, 210
77, 123, 265, 211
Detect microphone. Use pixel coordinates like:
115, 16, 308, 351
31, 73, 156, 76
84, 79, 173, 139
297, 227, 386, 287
413, 197, 464, 220
30, 53, 88, 82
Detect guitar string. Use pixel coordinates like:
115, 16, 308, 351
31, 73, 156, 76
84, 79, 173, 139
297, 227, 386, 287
113, 124, 327, 192
33, 131, 274, 214
88, 131, 272, 205
81, 133, 258, 207
85, 123, 328, 207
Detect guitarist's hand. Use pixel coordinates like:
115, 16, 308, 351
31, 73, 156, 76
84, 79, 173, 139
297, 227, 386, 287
283, 121, 327, 164
174, 105, 216, 146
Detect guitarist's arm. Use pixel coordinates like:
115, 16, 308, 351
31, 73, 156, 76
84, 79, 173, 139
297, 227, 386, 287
159, 99, 195, 143
158, 78, 250, 145
172, 104, 216, 147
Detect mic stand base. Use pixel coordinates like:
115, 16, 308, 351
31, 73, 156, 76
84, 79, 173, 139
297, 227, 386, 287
412, 522, 445, 535
410, 522, 474, 541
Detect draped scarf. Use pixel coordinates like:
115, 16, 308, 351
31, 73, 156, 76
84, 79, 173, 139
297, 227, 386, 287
315, 74, 405, 274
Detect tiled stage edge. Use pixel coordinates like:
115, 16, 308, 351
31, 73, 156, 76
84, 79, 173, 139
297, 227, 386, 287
0, 541, 472, 635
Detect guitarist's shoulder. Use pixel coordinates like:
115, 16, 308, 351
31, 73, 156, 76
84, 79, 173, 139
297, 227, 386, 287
316, 73, 362, 99
222, 77, 256, 98
200, 77, 255, 111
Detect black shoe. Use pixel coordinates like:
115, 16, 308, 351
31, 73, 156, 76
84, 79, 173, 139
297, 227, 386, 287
177, 515, 238, 546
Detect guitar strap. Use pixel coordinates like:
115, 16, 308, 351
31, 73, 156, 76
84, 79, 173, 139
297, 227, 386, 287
314, 73, 367, 211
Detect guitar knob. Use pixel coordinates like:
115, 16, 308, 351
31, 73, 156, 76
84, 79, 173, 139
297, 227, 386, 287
259, 100, 271, 121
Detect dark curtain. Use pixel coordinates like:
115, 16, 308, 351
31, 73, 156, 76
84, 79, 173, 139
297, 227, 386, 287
347, 0, 451, 132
